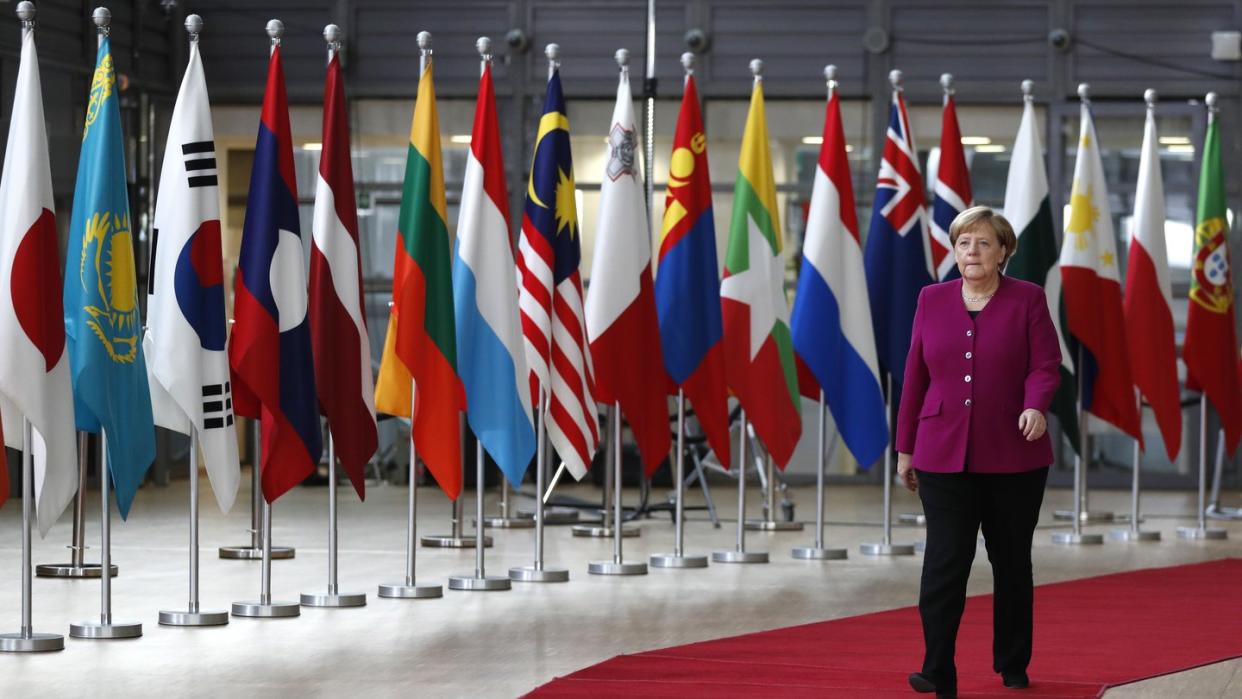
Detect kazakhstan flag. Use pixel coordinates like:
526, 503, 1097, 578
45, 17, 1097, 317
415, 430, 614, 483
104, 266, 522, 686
63, 37, 155, 519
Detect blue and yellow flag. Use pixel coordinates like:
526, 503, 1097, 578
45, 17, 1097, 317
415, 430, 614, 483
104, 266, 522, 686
63, 37, 155, 519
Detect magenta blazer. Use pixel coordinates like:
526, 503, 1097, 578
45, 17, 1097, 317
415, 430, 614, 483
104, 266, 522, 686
895, 275, 1062, 474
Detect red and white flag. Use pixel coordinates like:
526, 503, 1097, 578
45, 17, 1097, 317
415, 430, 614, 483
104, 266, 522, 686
310, 49, 378, 498
928, 88, 972, 280
585, 65, 670, 477
1060, 102, 1141, 440
1124, 101, 1181, 460
0, 28, 78, 534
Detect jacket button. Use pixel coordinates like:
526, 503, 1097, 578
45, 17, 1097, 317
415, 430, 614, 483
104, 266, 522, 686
964, 375, 972, 383
965, 351, 972, 359
965, 399, 972, 406
966, 329, 973, 337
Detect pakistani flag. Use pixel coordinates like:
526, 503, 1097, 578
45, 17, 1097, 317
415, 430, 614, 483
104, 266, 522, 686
1003, 90, 1079, 454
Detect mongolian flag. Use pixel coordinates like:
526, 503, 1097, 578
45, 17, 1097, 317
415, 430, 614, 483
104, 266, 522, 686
655, 73, 730, 468
63, 33, 155, 519
373, 54, 466, 498
229, 39, 322, 502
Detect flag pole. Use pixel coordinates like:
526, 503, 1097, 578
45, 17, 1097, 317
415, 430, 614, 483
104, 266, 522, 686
1053, 345, 1104, 544
159, 17, 229, 627
511, 385, 570, 582
377, 37, 446, 597
861, 372, 916, 554
37, 432, 118, 576
0, 414, 65, 648
572, 418, 628, 536
219, 416, 292, 558
713, 407, 767, 563
794, 383, 847, 560
69, 8, 143, 639
300, 23, 369, 609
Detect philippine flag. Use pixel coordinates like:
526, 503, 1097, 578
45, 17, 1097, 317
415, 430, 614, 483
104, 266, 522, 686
452, 61, 536, 487
229, 42, 322, 502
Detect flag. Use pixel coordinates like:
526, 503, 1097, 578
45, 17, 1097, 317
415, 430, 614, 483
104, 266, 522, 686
721, 74, 801, 468
63, 36, 156, 519
144, 35, 240, 514
1184, 106, 1242, 453
515, 70, 599, 479
229, 42, 322, 503
451, 61, 536, 487
585, 66, 670, 478
791, 83, 887, 468
1124, 103, 1181, 461
1059, 102, 1141, 440
1004, 92, 1080, 454
373, 57, 466, 498
0, 27, 77, 532
929, 91, 971, 281
310, 49, 377, 499
655, 74, 730, 468
863, 85, 933, 386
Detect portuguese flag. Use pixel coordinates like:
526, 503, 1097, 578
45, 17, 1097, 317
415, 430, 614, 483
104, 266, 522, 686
720, 76, 801, 468
374, 59, 466, 499
1184, 113, 1242, 454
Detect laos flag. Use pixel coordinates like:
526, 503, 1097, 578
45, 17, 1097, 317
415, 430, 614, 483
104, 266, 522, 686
228, 43, 322, 502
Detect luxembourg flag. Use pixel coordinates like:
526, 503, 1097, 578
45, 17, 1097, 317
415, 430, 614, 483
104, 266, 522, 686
451, 61, 536, 487
791, 72, 887, 468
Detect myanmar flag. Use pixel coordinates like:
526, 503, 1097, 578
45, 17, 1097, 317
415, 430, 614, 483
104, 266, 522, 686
374, 58, 466, 500
720, 74, 801, 468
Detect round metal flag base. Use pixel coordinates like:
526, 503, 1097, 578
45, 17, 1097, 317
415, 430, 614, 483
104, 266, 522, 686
1110, 528, 1161, 542
420, 534, 493, 548
791, 546, 848, 560
448, 575, 512, 591
859, 542, 916, 556
711, 549, 769, 564
744, 519, 804, 531
509, 565, 570, 583
158, 609, 229, 626
649, 553, 709, 568
377, 582, 443, 599
69, 620, 142, 639
35, 563, 117, 578
218, 546, 295, 560
231, 600, 300, 618
1053, 510, 1115, 523
572, 524, 639, 538
1051, 532, 1105, 545
1207, 505, 1242, 521
300, 591, 367, 607
481, 516, 535, 529
588, 560, 649, 575
1177, 526, 1228, 540
899, 513, 927, 526
0, 632, 64, 652
518, 507, 579, 524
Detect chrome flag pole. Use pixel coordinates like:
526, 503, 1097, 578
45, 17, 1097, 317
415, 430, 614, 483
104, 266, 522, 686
794, 387, 848, 560
861, 373, 915, 555
1179, 395, 1228, 540
511, 384, 570, 582
650, 386, 709, 568
1053, 345, 1104, 544
37, 432, 116, 577
713, 408, 767, 563
588, 398, 647, 574
0, 411, 64, 650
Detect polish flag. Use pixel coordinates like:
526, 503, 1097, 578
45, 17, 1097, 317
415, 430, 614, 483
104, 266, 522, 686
585, 66, 671, 476
0, 27, 78, 534
1124, 99, 1181, 459
310, 49, 378, 498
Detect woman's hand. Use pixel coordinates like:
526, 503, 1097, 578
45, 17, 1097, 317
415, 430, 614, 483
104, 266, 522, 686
897, 452, 917, 492
1019, 409, 1047, 441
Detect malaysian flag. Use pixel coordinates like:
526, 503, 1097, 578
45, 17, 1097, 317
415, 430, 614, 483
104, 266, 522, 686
516, 67, 599, 479
863, 73, 933, 386
929, 81, 972, 281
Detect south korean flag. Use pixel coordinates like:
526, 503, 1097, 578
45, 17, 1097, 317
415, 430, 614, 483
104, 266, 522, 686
142, 37, 240, 512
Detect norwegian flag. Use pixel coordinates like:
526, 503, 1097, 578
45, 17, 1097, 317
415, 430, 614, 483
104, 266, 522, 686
929, 87, 972, 281
863, 79, 934, 385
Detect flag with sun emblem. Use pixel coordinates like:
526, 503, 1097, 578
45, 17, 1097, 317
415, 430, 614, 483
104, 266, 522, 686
64, 35, 156, 519
1058, 100, 1140, 440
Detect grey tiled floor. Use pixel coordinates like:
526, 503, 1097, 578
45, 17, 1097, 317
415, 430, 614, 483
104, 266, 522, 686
0, 474, 1238, 697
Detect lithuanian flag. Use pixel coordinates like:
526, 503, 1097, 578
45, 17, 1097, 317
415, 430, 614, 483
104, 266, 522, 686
375, 59, 466, 499
720, 72, 801, 468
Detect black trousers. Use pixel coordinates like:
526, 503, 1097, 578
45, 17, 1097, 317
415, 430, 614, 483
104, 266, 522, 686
915, 467, 1048, 688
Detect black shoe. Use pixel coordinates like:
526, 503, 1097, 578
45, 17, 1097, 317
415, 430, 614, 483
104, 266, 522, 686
908, 673, 957, 697
1002, 671, 1030, 689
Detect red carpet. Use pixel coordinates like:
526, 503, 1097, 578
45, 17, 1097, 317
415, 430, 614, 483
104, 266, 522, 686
528, 558, 1242, 698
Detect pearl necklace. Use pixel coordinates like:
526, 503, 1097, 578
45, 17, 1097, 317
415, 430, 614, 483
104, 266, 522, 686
961, 289, 997, 303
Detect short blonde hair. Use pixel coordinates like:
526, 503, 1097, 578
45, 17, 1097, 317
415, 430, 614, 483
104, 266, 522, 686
949, 206, 1017, 265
